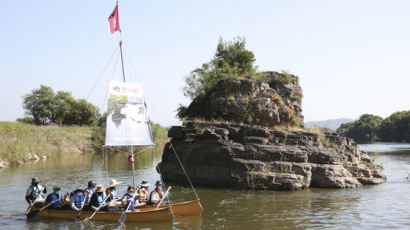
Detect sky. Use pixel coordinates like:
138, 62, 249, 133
1, 0, 409, 126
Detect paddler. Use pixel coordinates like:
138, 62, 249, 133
106, 179, 122, 211
84, 180, 96, 206
148, 181, 165, 206
25, 177, 47, 208
88, 185, 108, 212
45, 186, 62, 210
138, 181, 149, 205
121, 186, 137, 211
69, 186, 85, 211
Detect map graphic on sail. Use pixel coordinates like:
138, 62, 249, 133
105, 80, 154, 146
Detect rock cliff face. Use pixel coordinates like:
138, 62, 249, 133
158, 122, 385, 190
158, 72, 386, 190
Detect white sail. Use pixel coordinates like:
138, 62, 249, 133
105, 80, 154, 146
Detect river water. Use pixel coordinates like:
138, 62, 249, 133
1, 143, 410, 229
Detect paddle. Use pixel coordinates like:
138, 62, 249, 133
156, 186, 171, 209
76, 193, 87, 219
27, 199, 59, 219
84, 194, 110, 222
25, 188, 44, 215
118, 189, 139, 224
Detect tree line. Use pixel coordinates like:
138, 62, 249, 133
21, 85, 101, 126
336, 111, 410, 143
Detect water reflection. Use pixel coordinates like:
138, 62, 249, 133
1, 143, 410, 229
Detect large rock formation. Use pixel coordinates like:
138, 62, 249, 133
177, 72, 304, 127
158, 72, 386, 190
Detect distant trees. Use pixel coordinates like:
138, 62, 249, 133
337, 111, 410, 143
182, 37, 257, 99
22, 85, 101, 126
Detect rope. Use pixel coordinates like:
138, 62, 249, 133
169, 143, 202, 207
86, 46, 119, 100
122, 48, 201, 204
103, 145, 154, 156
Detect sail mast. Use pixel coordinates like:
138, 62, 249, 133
116, 0, 136, 189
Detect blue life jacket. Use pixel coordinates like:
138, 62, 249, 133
71, 192, 84, 208
124, 193, 135, 210
85, 187, 94, 198
50, 193, 61, 209
95, 192, 106, 206
109, 188, 118, 200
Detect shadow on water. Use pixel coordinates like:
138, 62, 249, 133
1, 143, 410, 229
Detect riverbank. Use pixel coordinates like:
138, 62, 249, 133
0, 122, 94, 167
0, 121, 169, 168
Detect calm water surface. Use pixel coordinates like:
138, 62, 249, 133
1, 143, 410, 229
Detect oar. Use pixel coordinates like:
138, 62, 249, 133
25, 188, 44, 215
156, 186, 171, 209
27, 199, 58, 219
118, 191, 139, 224
84, 194, 110, 222
76, 194, 87, 219
406, 173, 410, 179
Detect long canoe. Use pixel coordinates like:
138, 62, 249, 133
28, 206, 173, 222
139, 199, 202, 216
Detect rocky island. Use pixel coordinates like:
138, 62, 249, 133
157, 38, 386, 190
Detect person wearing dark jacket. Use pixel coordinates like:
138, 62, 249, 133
45, 186, 62, 210
87, 185, 108, 212
25, 177, 47, 208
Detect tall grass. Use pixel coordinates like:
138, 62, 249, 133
0, 122, 93, 164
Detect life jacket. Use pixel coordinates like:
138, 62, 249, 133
148, 189, 164, 205
123, 193, 135, 210
95, 192, 106, 207
70, 192, 84, 208
29, 185, 43, 200
106, 187, 118, 200
50, 193, 61, 209
138, 190, 148, 203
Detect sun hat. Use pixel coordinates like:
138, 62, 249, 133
88, 180, 97, 188
140, 180, 150, 187
75, 186, 83, 192
96, 185, 104, 192
53, 186, 61, 191
32, 178, 41, 183
109, 179, 122, 188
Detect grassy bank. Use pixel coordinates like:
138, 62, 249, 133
0, 122, 169, 165
0, 122, 94, 165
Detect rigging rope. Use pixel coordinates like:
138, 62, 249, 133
86, 46, 119, 100
119, 43, 202, 205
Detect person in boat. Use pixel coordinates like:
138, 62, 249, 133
70, 186, 85, 211
106, 179, 122, 211
137, 180, 149, 205
84, 180, 96, 206
45, 186, 62, 210
88, 185, 108, 212
25, 177, 47, 208
121, 186, 137, 211
148, 181, 165, 206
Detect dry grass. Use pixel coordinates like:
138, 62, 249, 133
271, 93, 284, 105
0, 122, 94, 164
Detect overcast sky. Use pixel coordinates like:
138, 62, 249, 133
1, 0, 409, 126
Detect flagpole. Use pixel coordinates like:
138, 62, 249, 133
115, 0, 136, 188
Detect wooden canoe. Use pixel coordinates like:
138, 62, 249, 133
139, 199, 202, 216
29, 206, 174, 222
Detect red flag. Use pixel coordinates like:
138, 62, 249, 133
108, 4, 121, 34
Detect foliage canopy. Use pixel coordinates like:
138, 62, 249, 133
22, 85, 101, 126
183, 37, 256, 99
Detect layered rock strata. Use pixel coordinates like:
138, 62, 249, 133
158, 122, 385, 190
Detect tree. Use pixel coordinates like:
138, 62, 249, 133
22, 85, 101, 126
337, 114, 383, 143
378, 111, 410, 142
182, 37, 256, 99
23, 85, 56, 125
